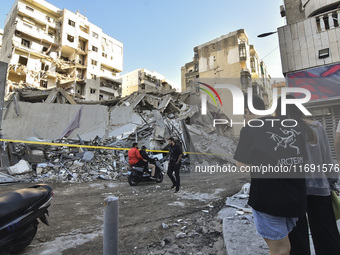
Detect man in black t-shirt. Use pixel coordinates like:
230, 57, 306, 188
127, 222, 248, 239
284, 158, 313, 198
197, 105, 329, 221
233, 95, 307, 255
167, 137, 183, 193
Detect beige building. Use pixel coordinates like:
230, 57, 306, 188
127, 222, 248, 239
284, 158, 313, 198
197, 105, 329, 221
121, 69, 173, 97
0, 0, 123, 101
278, 0, 340, 158
181, 29, 272, 135
0, 29, 3, 53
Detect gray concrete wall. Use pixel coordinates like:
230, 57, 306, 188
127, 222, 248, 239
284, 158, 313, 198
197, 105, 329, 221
2, 102, 109, 141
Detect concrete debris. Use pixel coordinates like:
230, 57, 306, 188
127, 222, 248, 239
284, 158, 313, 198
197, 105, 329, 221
8, 160, 32, 175
0, 89, 238, 183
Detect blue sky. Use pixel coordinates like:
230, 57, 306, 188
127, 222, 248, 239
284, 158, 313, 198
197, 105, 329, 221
1, 0, 285, 90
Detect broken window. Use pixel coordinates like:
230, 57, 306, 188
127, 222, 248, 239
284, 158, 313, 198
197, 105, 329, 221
68, 19, 75, 27
61, 56, 69, 61
42, 46, 51, 55
91, 59, 97, 66
67, 34, 74, 43
92, 32, 99, 39
21, 39, 31, 48
41, 63, 49, 71
19, 56, 28, 66
26, 6, 34, 12
40, 80, 48, 88
90, 88, 96, 94
92, 46, 98, 52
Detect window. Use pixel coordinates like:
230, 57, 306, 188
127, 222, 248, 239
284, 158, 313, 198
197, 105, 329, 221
91, 74, 97, 80
92, 32, 98, 39
41, 63, 49, 71
92, 46, 98, 52
46, 16, 51, 22
26, 6, 34, 12
102, 52, 107, 58
48, 31, 54, 38
91, 59, 97, 66
90, 88, 96, 94
250, 58, 256, 73
40, 80, 48, 88
239, 44, 247, 59
19, 56, 28, 66
111, 56, 113, 60
68, 19, 75, 27
67, 34, 74, 42
21, 39, 31, 48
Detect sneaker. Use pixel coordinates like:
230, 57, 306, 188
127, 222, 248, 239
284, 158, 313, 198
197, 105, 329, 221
170, 185, 176, 189
175, 187, 180, 193
150, 176, 156, 180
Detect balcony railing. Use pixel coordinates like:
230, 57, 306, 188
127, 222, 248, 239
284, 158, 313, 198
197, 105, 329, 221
316, 9, 340, 32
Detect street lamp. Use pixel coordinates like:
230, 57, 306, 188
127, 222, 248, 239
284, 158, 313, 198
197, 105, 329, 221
257, 31, 278, 38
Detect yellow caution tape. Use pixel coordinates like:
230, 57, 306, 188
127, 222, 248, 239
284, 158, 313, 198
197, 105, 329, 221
0, 138, 232, 156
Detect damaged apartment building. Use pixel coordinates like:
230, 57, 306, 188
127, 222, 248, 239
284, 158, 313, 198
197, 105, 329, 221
0, 0, 123, 101
181, 29, 272, 135
121, 69, 174, 97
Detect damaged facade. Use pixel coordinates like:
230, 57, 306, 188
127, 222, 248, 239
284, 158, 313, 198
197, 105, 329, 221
0, 0, 123, 101
181, 29, 272, 135
121, 68, 174, 97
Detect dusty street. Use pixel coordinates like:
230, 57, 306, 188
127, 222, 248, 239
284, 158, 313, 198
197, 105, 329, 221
0, 171, 248, 255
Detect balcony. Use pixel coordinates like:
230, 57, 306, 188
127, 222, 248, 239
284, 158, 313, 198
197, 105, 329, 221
16, 20, 58, 45
315, 9, 340, 32
17, 4, 59, 30
278, 7, 340, 74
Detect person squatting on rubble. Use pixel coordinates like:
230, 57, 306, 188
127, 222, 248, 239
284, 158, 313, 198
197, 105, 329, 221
128, 143, 148, 171
167, 137, 183, 193
336, 120, 340, 165
286, 98, 340, 255
233, 95, 307, 255
140, 146, 156, 178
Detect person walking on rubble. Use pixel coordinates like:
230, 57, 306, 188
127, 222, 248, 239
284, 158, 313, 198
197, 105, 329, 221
128, 143, 148, 171
167, 137, 183, 193
233, 95, 307, 255
140, 146, 156, 178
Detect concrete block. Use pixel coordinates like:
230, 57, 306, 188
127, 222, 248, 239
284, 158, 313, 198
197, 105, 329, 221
8, 160, 32, 175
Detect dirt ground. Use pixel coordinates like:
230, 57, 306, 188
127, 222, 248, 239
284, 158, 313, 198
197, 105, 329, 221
0, 171, 249, 255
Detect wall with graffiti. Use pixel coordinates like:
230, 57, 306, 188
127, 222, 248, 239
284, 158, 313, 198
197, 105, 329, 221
287, 62, 340, 100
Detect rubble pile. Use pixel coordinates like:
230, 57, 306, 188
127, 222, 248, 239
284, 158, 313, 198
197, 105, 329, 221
0, 89, 238, 184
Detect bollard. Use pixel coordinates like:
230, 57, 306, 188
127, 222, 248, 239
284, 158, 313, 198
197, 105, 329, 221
103, 196, 119, 255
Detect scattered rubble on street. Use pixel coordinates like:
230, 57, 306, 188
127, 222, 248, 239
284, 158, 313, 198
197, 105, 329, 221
0, 88, 238, 184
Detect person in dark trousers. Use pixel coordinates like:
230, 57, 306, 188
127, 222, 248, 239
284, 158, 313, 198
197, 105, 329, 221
284, 97, 340, 255
167, 137, 183, 193
128, 143, 148, 171
140, 146, 156, 178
